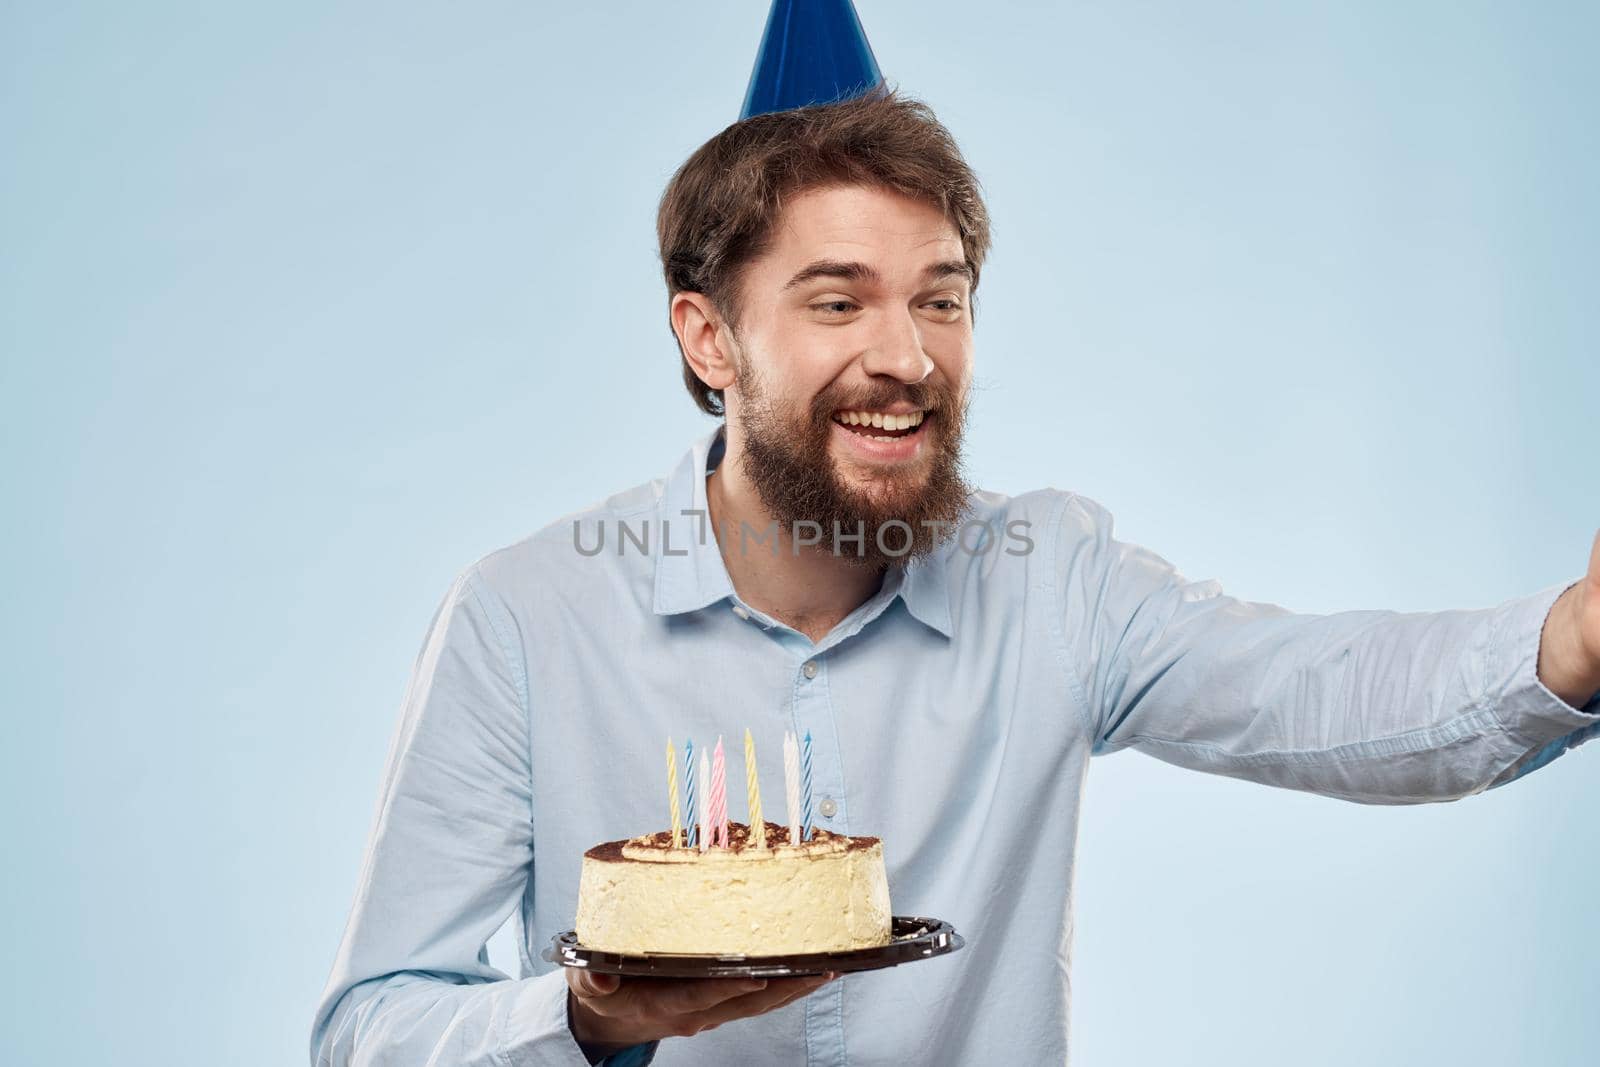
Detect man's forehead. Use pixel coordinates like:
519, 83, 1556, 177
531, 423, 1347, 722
772, 185, 963, 256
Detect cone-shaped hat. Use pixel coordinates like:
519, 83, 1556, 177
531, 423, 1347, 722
740, 0, 885, 120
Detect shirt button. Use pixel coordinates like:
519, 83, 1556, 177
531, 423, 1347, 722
731, 605, 749, 620
802, 660, 819, 679
819, 797, 838, 818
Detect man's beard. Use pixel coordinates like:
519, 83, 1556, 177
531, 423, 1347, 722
732, 361, 973, 568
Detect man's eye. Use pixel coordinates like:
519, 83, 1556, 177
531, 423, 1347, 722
927, 300, 964, 315
812, 301, 858, 315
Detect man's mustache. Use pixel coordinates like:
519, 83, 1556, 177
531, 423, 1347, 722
813, 383, 952, 417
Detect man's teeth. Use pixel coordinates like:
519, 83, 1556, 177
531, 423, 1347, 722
834, 410, 925, 431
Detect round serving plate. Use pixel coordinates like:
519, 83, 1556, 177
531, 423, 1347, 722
542, 915, 964, 978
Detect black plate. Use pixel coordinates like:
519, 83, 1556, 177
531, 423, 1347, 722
542, 915, 964, 978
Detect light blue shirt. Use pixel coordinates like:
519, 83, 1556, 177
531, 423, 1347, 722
312, 424, 1600, 1066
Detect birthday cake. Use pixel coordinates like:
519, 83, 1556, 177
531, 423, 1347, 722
575, 820, 893, 956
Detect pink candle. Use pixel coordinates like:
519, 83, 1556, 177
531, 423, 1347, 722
709, 735, 729, 848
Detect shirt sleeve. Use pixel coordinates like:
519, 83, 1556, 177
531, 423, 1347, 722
1051, 493, 1600, 804
310, 565, 657, 1066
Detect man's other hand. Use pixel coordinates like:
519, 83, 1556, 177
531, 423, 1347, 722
1539, 529, 1600, 708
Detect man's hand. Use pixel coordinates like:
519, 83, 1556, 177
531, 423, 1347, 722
565, 967, 837, 1059
1538, 529, 1600, 709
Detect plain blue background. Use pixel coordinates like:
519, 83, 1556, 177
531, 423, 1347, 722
4, 2, 1596, 1064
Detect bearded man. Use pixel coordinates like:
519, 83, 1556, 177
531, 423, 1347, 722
311, 10, 1600, 1067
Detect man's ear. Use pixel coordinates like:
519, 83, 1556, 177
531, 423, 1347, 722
671, 292, 738, 394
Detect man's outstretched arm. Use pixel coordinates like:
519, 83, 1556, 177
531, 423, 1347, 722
1050, 493, 1600, 803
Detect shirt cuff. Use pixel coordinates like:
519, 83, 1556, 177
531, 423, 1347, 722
1485, 580, 1600, 789
599, 1044, 659, 1067
502, 970, 659, 1067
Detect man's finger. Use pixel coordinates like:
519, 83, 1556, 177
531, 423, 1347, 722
653, 976, 772, 1017
1586, 529, 1600, 590
764, 973, 836, 1012
667, 974, 834, 1034
567, 969, 622, 999
588, 975, 768, 1019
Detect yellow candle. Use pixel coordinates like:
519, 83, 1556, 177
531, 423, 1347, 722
666, 736, 683, 848
744, 728, 765, 849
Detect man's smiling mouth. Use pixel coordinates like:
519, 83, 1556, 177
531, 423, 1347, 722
831, 409, 928, 442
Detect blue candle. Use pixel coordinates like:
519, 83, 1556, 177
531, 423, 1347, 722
683, 738, 697, 849
800, 729, 814, 841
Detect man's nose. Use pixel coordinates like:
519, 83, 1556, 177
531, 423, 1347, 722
858, 310, 933, 384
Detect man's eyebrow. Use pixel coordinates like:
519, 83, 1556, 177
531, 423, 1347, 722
922, 260, 974, 286
781, 259, 882, 292
780, 258, 974, 292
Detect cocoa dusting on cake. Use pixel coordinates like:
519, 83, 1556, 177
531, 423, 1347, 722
583, 839, 629, 862
584, 821, 879, 861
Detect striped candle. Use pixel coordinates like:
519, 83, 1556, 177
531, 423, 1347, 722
666, 736, 682, 848
800, 729, 814, 842
709, 735, 728, 848
683, 738, 697, 849
783, 730, 801, 845
697, 749, 712, 853
744, 728, 765, 849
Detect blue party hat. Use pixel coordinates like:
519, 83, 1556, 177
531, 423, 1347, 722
740, 0, 885, 120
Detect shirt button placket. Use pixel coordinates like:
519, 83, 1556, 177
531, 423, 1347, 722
794, 651, 847, 1067
795, 656, 840, 832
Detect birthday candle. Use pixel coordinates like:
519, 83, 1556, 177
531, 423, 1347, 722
800, 729, 814, 842
744, 728, 765, 849
666, 736, 682, 848
783, 730, 801, 846
683, 739, 697, 849
710, 735, 728, 848
697, 749, 711, 853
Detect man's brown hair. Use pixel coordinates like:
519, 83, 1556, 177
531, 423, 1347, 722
656, 87, 992, 417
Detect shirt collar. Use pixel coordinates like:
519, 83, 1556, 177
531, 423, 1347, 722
897, 542, 955, 638
651, 423, 955, 640
651, 424, 736, 617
